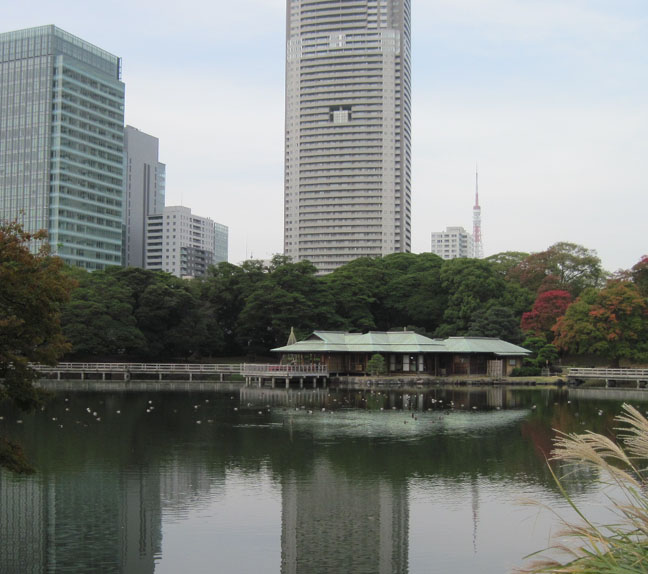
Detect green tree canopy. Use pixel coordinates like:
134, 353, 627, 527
237, 259, 338, 354
466, 305, 522, 343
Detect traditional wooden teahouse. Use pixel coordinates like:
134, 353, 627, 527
272, 331, 531, 377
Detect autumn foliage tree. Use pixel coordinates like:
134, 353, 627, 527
631, 255, 648, 297
553, 282, 648, 366
507, 242, 605, 297
0, 222, 75, 472
521, 289, 572, 341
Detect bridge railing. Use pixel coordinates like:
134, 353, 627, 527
241, 364, 328, 377
568, 368, 648, 380
31, 363, 242, 374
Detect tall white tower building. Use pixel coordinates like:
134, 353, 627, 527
284, 0, 412, 274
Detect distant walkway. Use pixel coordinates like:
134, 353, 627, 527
33, 362, 242, 382
568, 367, 648, 388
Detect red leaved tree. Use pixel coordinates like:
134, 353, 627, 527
521, 289, 572, 341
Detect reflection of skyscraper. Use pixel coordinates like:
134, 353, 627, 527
0, 468, 161, 573
0, 474, 50, 573
282, 459, 408, 573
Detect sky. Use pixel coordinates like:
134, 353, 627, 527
3, 0, 648, 273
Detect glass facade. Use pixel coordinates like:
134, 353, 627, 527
0, 25, 125, 270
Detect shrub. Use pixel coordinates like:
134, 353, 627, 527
521, 403, 648, 572
510, 366, 542, 377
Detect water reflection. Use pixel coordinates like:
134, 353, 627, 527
0, 386, 642, 573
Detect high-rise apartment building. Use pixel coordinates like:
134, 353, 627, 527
145, 206, 227, 278
430, 226, 475, 260
284, 0, 412, 274
0, 25, 125, 270
123, 126, 165, 268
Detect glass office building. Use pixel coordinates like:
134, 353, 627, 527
0, 25, 125, 269
284, 0, 412, 274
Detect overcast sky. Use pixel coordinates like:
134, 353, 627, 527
4, 0, 647, 272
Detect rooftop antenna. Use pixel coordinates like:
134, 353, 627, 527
473, 165, 483, 259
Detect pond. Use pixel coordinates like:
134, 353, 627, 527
0, 385, 643, 574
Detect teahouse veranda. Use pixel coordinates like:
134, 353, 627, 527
272, 331, 531, 377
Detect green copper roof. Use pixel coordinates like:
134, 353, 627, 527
442, 337, 531, 356
272, 331, 530, 356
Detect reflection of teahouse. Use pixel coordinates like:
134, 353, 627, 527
272, 331, 531, 377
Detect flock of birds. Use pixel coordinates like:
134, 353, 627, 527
0, 393, 630, 429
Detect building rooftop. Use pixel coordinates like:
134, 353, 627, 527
272, 331, 530, 356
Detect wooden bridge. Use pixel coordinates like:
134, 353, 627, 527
567, 367, 648, 388
33, 362, 242, 382
31, 362, 329, 387
241, 364, 329, 388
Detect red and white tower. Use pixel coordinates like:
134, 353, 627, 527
472, 168, 483, 259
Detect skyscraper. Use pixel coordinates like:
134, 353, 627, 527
0, 25, 125, 270
284, 0, 412, 274
123, 126, 166, 268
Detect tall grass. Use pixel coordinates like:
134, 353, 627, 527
521, 403, 648, 573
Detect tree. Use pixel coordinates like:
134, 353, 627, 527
367, 354, 386, 376
0, 222, 75, 472
553, 282, 648, 366
62, 269, 147, 357
197, 261, 268, 356
466, 306, 522, 343
508, 242, 605, 297
631, 255, 648, 297
484, 251, 529, 277
237, 259, 337, 354
521, 290, 572, 341
434, 258, 533, 337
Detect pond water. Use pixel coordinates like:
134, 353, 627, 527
0, 385, 644, 574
